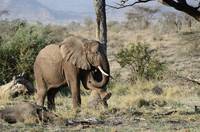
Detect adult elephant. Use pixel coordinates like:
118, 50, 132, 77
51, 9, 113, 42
34, 36, 111, 110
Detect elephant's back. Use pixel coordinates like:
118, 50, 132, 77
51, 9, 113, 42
36, 44, 62, 62
34, 44, 65, 88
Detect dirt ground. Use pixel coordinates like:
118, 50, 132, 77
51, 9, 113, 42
0, 83, 200, 132
1, 20, 200, 131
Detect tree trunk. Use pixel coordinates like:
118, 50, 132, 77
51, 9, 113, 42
93, 0, 107, 54
90, 0, 109, 108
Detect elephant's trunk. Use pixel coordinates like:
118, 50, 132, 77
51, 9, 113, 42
89, 56, 110, 88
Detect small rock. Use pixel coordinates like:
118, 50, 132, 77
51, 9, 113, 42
137, 99, 150, 108
152, 85, 163, 95
195, 106, 200, 113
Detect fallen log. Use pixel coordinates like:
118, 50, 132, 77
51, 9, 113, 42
0, 73, 35, 98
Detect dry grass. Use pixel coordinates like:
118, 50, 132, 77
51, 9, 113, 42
0, 79, 199, 131
108, 80, 197, 109
1, 20, 200, 131
24, 115, 40, 124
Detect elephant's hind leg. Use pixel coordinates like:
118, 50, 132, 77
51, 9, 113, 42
35, 70, 47, 107
64, 64, 81, 110
47, 88, 59, 111
36, 83, 46, 107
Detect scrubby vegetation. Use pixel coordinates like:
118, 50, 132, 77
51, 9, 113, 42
116, 43, 165, 82
0, 20, 69, 84
0, 7, 200, 131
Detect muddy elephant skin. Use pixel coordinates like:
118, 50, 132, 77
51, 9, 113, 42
34, 36, 111, 110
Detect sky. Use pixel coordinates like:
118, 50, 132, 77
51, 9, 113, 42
36, 0, 179, 13
37, 0, 129, 20
2, 0, 198, 22
37, 0, 200, 11
36, 0, 165, 20
186, 0, 200, 7
37, 0, 120, 11
37, 0, 95, 13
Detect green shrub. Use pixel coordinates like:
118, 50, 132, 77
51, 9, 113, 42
0, 24, 46, 84
0, 47, 18, 83
116, 43, 165, 83
107, 21, 121, 33
0, 20, 69, 84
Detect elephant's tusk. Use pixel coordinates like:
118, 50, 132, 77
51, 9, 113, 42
98, 66, 109, 76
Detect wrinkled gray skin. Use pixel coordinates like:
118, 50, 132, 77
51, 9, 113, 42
34, 36, 111, 110
0, 102, 59, 124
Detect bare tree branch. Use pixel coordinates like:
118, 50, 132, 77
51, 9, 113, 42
106, 0, 200, 21
162, 0, 200, 21
106, 0, 153, 9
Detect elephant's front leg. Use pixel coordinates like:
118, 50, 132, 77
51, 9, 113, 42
64, 64, 81, 110
70, 79, 81, 109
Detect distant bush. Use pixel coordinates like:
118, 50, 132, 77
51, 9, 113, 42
0, 20, 69, 84
107, 21, 121, 33
83, 17, 94, 28
116, 43, 165, 83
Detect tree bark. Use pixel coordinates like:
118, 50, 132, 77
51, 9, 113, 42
93, 0, 107, 53
90, 0, 109, 108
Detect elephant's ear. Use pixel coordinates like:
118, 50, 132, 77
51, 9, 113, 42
60, 37, 91, 70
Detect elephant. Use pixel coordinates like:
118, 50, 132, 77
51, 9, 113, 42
34, 36, 111, 110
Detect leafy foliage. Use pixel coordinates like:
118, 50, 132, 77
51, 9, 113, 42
116, 43, 165, 83
0, 20, 69, 84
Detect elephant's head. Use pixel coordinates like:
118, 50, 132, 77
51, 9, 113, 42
60, 36, 110, 88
